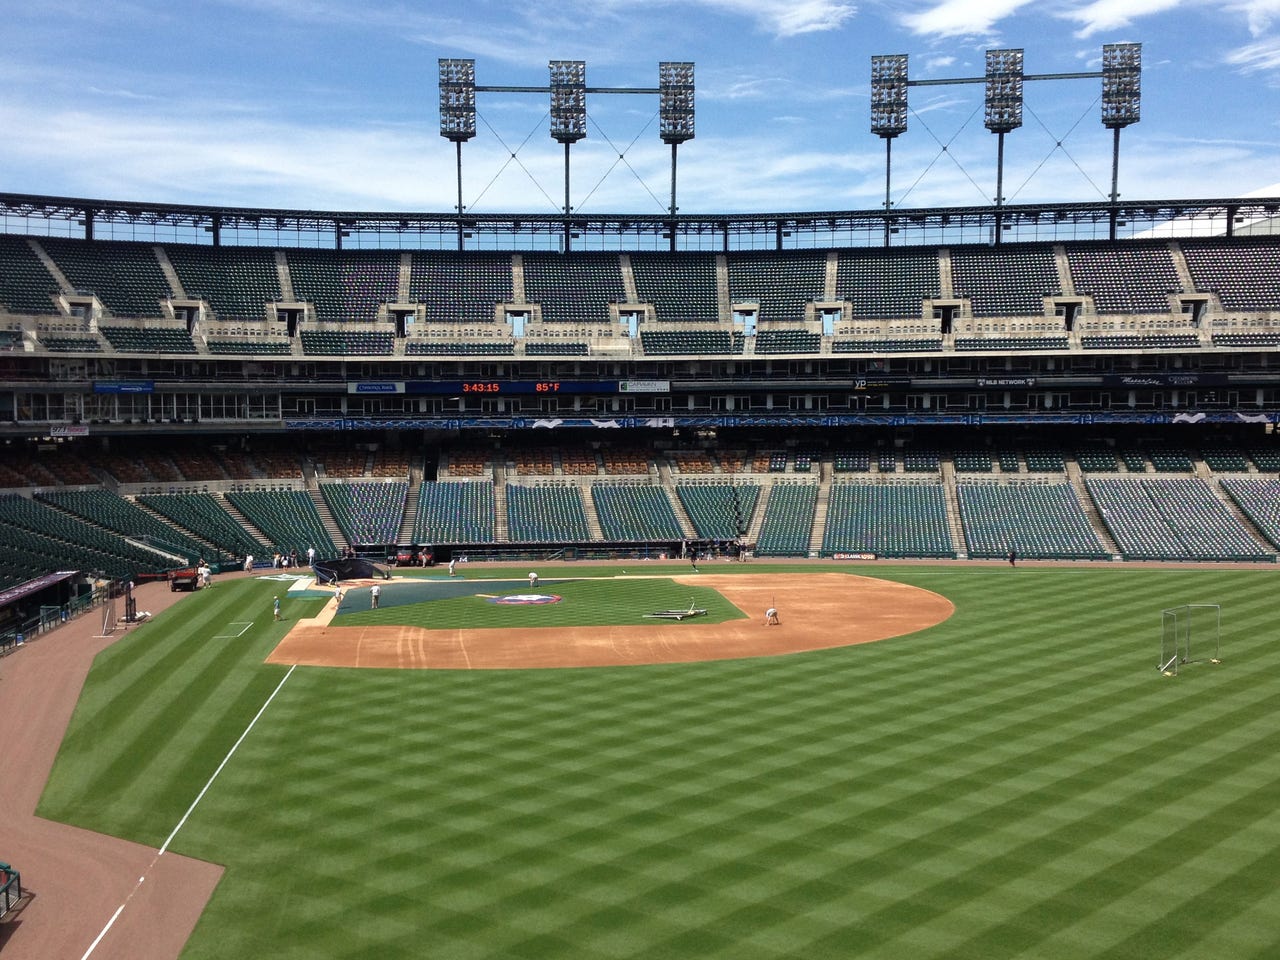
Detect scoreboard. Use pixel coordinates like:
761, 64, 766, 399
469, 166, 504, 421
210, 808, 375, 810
348, 380, 670, 395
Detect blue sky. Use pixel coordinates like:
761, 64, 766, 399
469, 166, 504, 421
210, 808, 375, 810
1, 0, 1277, 216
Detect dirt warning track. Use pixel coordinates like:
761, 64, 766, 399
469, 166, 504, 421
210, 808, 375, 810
266, 572, 954, 669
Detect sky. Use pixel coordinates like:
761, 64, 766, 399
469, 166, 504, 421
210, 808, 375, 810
0, 0, 1277, 218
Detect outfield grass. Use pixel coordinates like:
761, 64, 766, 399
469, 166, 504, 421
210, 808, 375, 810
39, 565, 1280, 959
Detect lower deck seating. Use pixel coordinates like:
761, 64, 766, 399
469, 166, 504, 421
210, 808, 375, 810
412, 481, 495, 544
675, 483, 760, 540
1086, 476, 1271, 560
225, 490, 337, 557
821, 483, 953, 558
1218, 477, 1280, 550
138, 493, 267, 558
506, 484, 590, 542
755, 483, 817, 557
591, 484, 683, 541
957, 483, 1108, 559
320, 481, 408, 546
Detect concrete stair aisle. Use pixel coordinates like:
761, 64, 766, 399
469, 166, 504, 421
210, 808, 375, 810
132, 498, 223, 561
579, 480, 605, 541
215, 494, 274, 549
746, 481, 771, 544
808, 462, 831, 556
657, 462, 697, 539
308, 488, 349, 553
492, 464, 509, 541
397, 475, 421, 545
940, 460, 968, 558
1064, 461, 1121, 556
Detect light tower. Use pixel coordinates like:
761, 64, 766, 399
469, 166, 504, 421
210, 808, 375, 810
438, 59, 477, 250
659, 62, 695, 221
550, 60, 587, 251
984, 48, 1024, 228
1102, 42, 1142, 238
870, 54, 909, 244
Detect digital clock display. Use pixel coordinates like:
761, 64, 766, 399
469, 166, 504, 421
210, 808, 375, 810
460, 381, 562, 394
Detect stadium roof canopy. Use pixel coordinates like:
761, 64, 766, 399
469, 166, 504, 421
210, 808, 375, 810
1, 191, 1278, 251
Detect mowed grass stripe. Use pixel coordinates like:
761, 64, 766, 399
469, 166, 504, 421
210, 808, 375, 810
38, 567, 1280, 960
38, 581, 299, 840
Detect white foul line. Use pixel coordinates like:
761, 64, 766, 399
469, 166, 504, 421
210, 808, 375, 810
81, 663, 297, 959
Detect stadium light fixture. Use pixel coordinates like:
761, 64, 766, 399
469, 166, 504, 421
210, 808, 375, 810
870, 55, 909, 139
984, 48, 1024, 134
659, 62, 695, 145
549, 60, 587, 144
438, 59, 477, 142
871, 54, 909, 244
1101, 42, 1141, 129
659, 61, 695, 226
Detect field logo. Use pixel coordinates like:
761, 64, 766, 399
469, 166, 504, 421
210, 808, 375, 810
489, 593, 562, 605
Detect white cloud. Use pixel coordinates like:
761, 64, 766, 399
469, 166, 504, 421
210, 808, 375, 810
1224, 0, 1280, 35
1057, 0, 1188, 38
898, 0, 1035, 38
1225, 36, 1280, 72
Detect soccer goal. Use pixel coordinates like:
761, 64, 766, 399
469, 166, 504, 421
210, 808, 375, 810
1159, 604, 1221, 676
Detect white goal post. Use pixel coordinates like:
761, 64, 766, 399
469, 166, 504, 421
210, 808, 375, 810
1160, 604, 1221, 676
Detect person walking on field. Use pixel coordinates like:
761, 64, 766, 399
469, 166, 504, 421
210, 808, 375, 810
370, 583, 381, 609
448, 558, 457, 577
273, 596, 281, 621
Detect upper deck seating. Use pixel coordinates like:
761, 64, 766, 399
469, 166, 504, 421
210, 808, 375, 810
728, 251, 826, 325
1181, 238, 1280, 311
836, 248, 940, 319
0, 235, 60, 313
40, 238, 170, 317
630, 253, 719, 322
950, 244, 1060, 317
287, 250, 400, 324
165, 244, 282, 322
754, 330, 821, 354
100, 326, 197, 354
523, 253, 626, 324
409, 252, 512, 324
1064, 242, 1181, 313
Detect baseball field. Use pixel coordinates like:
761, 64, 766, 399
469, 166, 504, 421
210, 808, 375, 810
19, 562, 1280, 958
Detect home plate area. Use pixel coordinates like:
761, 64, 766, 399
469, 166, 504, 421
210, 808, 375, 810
266, 573, 954, 670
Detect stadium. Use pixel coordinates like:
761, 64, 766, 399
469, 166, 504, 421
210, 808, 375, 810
1, 39, 1279, 960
